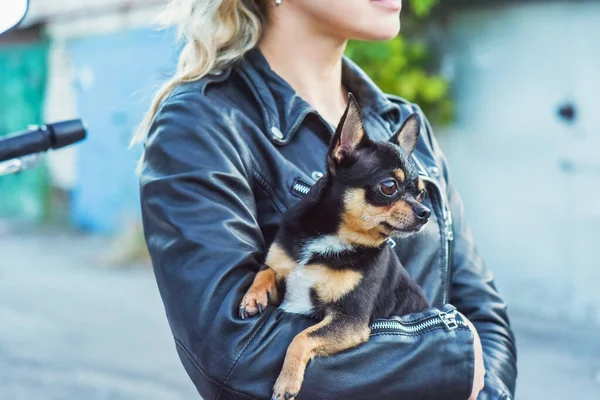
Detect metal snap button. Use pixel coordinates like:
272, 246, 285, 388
271, 127, 284, 140
428, 166, 440, 177
311, 171, 324, 181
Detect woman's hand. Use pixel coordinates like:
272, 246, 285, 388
461, 314, 486, 400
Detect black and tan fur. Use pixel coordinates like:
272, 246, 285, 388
240, 94, 431, 400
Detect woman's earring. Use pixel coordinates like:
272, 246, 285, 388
275, 0, 282, 6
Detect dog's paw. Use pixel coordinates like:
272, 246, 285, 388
239, 287, 272, 319
271, 372, 302, 400
239, 267, 279, 319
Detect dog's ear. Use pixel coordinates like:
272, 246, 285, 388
328, 93, 368, 171
391, 113, 422, 154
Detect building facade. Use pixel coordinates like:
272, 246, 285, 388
434, 0, 600, 324
0, 0, 175, 230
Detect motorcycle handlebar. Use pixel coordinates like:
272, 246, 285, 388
0, 120, 86, 163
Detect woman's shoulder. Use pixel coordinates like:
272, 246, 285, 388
160, 70, 237, 112
144, 70, 262, 172
152, 68, 260, 134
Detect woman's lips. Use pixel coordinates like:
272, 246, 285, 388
371, 0, 402, 12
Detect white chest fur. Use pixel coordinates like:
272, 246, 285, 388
279, 267, 320, 315
279, 235, 353, 315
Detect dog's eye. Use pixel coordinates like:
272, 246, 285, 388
379, 180, 398, 196
417, 189, 426, 202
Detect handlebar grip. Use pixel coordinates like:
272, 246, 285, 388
0, 127, 52, 163
0, 119, 87, 163
48, 119, 87, 149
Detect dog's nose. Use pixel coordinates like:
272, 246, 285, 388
414, 205, 431, 221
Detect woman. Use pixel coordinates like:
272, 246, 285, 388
135, 0, 517, 399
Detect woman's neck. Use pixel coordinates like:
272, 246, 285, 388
259, 10, 349, 127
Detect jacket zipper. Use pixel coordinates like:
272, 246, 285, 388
411, 152, 454, 305
369, 309, 464, 334
419, 175, 453, 304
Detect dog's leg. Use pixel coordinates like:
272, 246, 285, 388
272, 313, 370, 400
240, 243, 296, 318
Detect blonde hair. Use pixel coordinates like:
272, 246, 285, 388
131, 0, 267, 146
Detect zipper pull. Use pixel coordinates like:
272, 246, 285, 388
439, 310, 459, 331
446, 223, 454, 241
292, 179, 312, 197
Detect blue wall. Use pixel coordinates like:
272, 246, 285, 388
67, 28, 178, 233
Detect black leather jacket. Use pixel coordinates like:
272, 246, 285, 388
139, 48, 517, 400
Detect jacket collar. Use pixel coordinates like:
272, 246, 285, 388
235, 47, 401, 145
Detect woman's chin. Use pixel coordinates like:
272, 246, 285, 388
354, 20, 401, 41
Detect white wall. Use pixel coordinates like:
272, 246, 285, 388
25, 0, 166, 25
437, 1, 600, 324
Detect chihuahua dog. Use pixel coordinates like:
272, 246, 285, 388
240, 93, 431, 400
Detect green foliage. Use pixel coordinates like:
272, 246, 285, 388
409, 0, 439, 17
345, 0, 452, 125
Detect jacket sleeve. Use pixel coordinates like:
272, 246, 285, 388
419, 108, 518, 400
140, 91, 478, 400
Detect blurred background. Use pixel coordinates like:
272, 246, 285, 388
0, 0, 598, 399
